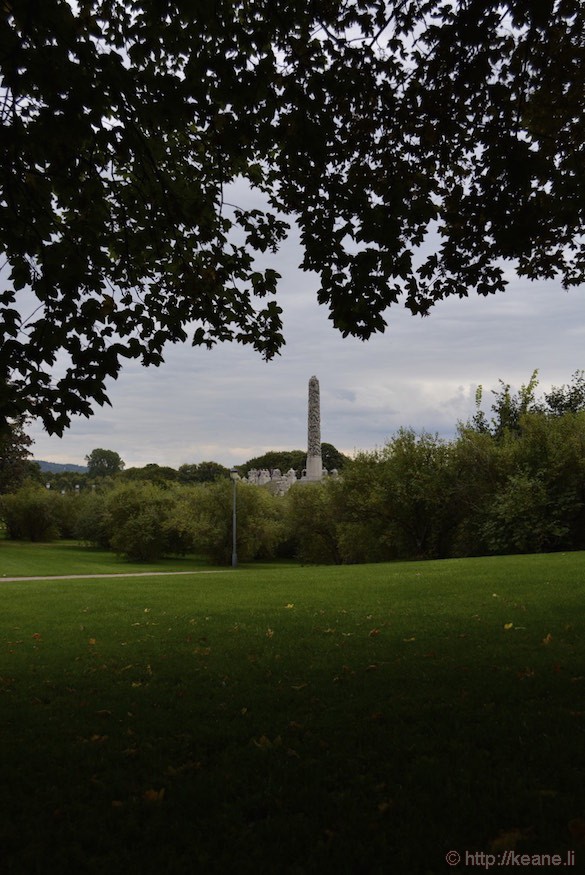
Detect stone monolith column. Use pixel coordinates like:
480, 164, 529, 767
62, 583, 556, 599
305, 375, 323, 481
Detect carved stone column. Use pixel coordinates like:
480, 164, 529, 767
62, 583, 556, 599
305, 375, 323, 481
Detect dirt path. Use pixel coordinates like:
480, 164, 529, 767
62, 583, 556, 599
1, 570, 233, 582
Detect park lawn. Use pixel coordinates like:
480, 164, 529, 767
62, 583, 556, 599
0, 538, 218, 577
1, 550, 584, 873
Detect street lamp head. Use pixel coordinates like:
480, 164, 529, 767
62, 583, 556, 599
230, 468, 240, 481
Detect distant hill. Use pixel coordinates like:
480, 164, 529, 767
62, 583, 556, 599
35, 460, 88, 474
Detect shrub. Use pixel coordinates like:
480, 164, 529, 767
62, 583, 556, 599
105, 483, 190, 561
74, 491, 112, 548
286, 481, 342, 564
0, 484, 61, 541
171, 480, 284, 565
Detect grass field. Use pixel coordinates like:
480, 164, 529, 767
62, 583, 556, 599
0, 538, 217, 578
1, 546, 584, 873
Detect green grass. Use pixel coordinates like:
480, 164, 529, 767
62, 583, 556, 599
1, 549, 585, 873
0, 539, 218, 577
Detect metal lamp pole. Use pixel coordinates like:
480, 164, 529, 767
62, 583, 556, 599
230, 468, 239, 568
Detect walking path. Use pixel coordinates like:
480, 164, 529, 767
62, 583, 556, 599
1, 570, 233, 582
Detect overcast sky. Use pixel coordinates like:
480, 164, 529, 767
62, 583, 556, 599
27, 215, 584, 471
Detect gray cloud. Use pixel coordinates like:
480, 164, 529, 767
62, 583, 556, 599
27, 226, 584, 469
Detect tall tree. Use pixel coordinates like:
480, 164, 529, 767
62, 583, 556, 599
85, 448, 124, 478
2, 1, 584, 432
0, 416, 37, 493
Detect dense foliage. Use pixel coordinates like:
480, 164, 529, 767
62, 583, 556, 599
0, 416, 37, 493
2, 374, 585, 564
2, 1, 584, 430
238, 443, 349, 478
85, 447, 125, 478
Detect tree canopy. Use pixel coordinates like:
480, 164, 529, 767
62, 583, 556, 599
2, 0, 584, 432
85, 447, 124, 478
0, 416, 37, 493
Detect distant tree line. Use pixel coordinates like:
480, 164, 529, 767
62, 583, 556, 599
2, 372, 585, 564
2, 442, 351, 496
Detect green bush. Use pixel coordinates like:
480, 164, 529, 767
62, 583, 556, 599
170, 480, 284, 565
0, 485, 61, 541
74, 490, 112, 548
105, 483, 191, 561
286, 481, 342, 564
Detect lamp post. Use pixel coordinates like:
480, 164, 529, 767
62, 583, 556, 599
229, 468, 240, 568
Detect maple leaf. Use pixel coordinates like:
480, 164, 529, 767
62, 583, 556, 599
32, 633, 42, 640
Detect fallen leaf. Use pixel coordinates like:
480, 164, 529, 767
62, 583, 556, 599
403, 636, 416, 642
284, 603, 295, 609
32, 633, 42, 640
291, 682, 308, 691
266, 628, 274, 638
369, 628, 380, 637
252, 735, 282, 750
165, 761, 200, 776
542, 633, 553, 645
88, 638, 97, 646
95, 709, 112, 717
489, 828, 527, 852
568, 817, 585, 845
143, 788, 165, 803
503, 623, 513, 631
